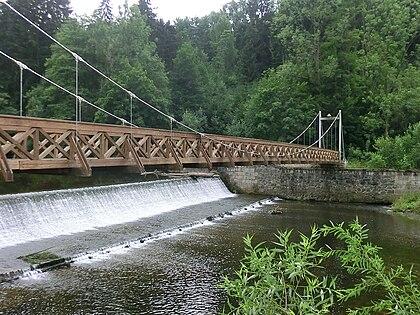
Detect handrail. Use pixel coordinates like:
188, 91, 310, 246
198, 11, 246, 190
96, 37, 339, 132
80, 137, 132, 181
0, 115, 340, 181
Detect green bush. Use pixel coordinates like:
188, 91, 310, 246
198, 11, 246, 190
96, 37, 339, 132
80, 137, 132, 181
392, 193, 420, 214
368, 123, 420, 170
347, 123, 420, 170
220, 218, 420, 314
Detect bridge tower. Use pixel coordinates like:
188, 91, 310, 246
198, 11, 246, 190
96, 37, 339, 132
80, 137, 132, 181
318, 110, 344, 161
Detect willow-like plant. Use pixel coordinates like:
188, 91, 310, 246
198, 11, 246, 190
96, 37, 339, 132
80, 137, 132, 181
220, 218, 420, 314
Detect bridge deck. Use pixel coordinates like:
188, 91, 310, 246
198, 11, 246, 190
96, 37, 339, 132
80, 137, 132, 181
0, 115, 339, 182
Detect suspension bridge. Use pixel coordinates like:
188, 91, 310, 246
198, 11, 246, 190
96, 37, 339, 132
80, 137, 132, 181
0, 1, 344, 182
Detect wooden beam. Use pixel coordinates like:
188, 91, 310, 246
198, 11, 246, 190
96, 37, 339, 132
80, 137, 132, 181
243, 144, 254, 166
257, 145, 268, 166
0, 144, 13, 182
199, 139, 212, 170
125, 136, 145, 174
69, 135, 91, 177
224, 145, 235, 167
168, 138, 183, 171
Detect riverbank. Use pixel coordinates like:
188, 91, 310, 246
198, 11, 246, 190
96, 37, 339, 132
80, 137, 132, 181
392, 192, 420, 214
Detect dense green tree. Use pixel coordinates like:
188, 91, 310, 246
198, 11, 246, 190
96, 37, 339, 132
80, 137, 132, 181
0, 0, 71, 115
137, 0, 155, 20
208, 12, 238, 81
137, 0, 178, 70
367, 122, 420, 169
0, 91, 16, 115
268, 0, 419, 149
26, 18, 98, 120
27, 4, 171, 128
355, 0, 420, 144
244, 63, 315, 141
170, 41, 210, 119
1, 0, 418, 160
223, 0, 275, 82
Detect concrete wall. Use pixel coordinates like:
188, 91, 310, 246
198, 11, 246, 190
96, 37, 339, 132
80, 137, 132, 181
217, 165, 420, 204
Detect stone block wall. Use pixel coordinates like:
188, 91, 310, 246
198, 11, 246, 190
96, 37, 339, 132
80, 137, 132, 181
217, 165, 420, 204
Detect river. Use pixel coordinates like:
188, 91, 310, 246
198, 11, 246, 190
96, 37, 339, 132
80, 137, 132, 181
0, 178, 419, 314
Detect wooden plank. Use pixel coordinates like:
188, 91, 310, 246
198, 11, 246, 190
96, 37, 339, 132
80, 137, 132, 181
0, 129, 35, 159
69, 136, 92, 177
78, 133, 102, 159
38, 129, 72, 159
224, 145, 235, 167
103, 133, 127, 158
199, 139, 212, 170
125, 136, 145, 174
7, 159, 78, 170
0, 144, 13, 181
257, 145, 269, 166
167, 139, 183, 171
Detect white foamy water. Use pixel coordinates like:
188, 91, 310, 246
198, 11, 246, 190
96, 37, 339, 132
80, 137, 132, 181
71, 197, 278, 265
0, 178, 234, 249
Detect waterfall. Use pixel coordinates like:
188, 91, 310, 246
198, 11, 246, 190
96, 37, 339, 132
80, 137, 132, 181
0, 178, 234, 249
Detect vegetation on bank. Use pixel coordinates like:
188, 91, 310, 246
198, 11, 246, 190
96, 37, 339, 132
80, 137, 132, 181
392, 193, 420, 214
220, 218, 420, 314
348, 122, 420, 170
20, 251, 61, 264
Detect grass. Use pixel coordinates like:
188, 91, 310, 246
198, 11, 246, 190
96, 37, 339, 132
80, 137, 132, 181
20, 251, 62, 264
392, 192, 420, 214
345, 159, 370, 169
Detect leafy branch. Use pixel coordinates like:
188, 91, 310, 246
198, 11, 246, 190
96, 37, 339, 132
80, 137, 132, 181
220, 218, 420, 314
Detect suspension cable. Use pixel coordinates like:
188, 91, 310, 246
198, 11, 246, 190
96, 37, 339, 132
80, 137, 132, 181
0, 50, 136, 127
289, 112, 320, 144
1, 48, 340, 161
0, 1, 342, 161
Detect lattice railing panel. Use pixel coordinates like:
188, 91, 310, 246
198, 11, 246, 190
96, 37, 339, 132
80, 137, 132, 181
0, 115, 340, 181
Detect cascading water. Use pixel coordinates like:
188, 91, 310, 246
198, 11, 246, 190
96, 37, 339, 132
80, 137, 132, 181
0, 177, 234, 249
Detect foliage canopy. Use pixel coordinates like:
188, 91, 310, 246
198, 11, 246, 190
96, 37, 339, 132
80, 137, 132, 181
0, 0, 418, 159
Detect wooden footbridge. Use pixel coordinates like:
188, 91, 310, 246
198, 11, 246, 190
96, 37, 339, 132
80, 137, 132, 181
0, 115, 339, 182
0, 1, 342, 183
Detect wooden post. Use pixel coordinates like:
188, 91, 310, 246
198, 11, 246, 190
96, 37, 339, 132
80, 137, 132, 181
168, 138, 183, 171
225, 145, 235, 167
69, 134, 91, 177
33, 128, 39, 160
125, 136, 145, 174
243, 144, 254, 166
199, 138, 212, 170
0, 144, 13, 182
257, 145, 268, 166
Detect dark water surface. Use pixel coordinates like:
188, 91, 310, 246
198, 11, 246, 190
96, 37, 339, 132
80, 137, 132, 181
1, 199, 420, 314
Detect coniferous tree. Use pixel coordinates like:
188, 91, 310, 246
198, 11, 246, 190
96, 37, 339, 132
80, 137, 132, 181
223, 0, 275, 82
98, 0, 113, 22
137, 0, 177, 70
138, 0, 155, 20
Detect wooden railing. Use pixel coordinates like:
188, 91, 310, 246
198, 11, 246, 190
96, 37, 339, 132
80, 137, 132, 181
0, 115, 339, 182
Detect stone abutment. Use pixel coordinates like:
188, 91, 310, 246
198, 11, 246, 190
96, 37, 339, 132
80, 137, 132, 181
218, 165, 420, 204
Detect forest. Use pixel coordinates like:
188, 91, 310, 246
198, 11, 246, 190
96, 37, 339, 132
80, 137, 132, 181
0, 0, 419, 167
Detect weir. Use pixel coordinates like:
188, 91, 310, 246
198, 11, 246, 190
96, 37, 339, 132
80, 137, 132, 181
0, 177, 234, 250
